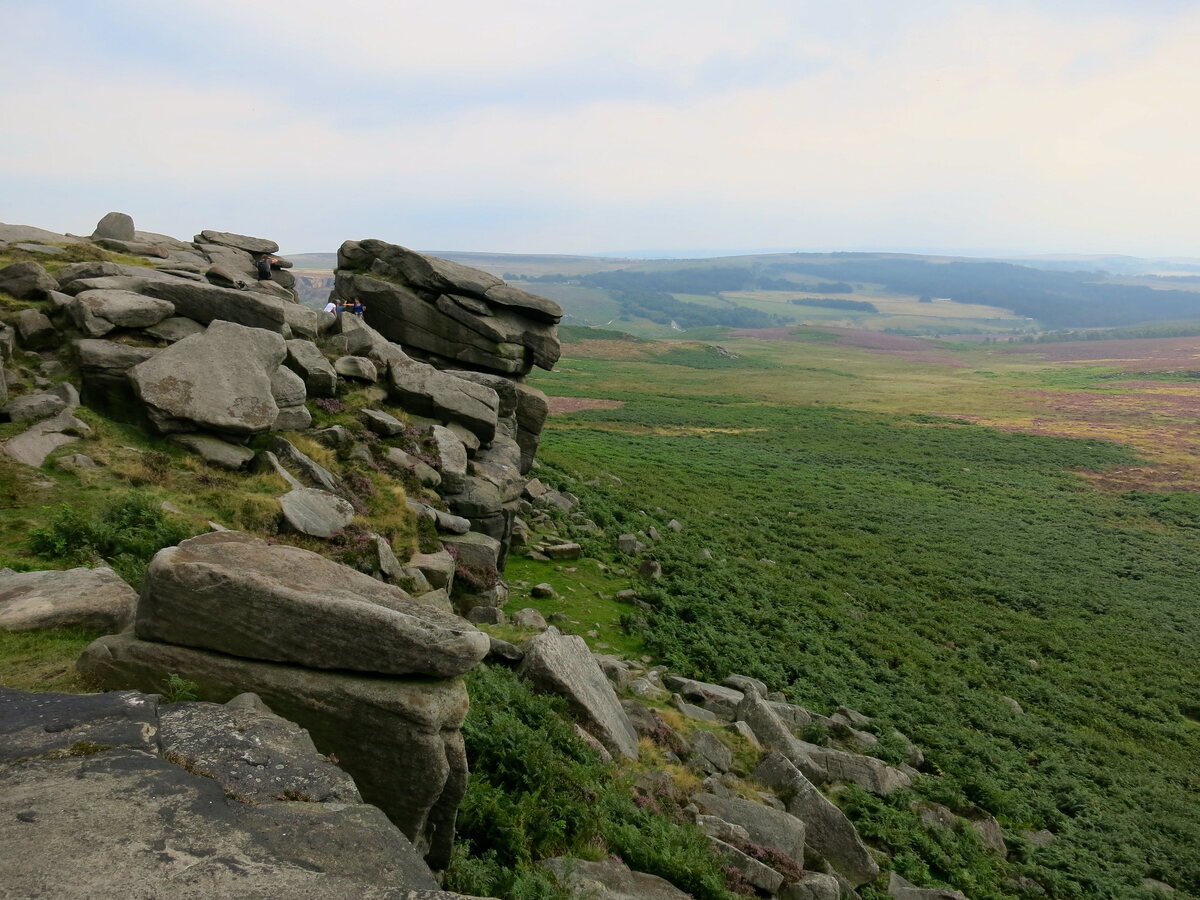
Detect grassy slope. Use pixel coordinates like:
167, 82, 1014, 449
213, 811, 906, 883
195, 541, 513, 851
520, 334, 1200, 899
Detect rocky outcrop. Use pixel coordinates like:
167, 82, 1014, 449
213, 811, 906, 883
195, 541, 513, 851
79, 531, 489, 870
0, 566, 136, 632
0, 687, 458, 897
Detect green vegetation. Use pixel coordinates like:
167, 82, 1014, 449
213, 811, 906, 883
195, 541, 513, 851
28, 492, 197, 588
0, 628, 101, 692
523, 343, 1200, 898
446, 665, 736, 899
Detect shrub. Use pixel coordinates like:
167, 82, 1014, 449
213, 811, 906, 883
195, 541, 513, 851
28, 492, 196, 587
446, 666, 737, 900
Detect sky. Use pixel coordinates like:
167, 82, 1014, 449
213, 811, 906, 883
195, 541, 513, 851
2, 0, 1200, 256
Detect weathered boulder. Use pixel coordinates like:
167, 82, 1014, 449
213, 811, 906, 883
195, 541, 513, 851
142, 315, 205, 343
15, 308, 58, 349
0, 566, 136, 632
74, 339, 157, 415
91, 211, 136, 241
780, 872, 842, 900
168, 433, 255, 470
270, 437, 342, 494
540, 857, 692, 900
519, 627, 639, 759
77, 633, 472, 870
140, 279, 288, 333
343, 272, 557, 375
387, 355, 499, 443
135, 532, 487, 678
70, 289, 174, 336
0, 687, 448, 895
195, 229, 279, 254
129, 320, 287, 434
888, 872, 969, 900
3, 407, 91, 467
339, 240, 562, 322
442, 531, 502, 573
754, 752, 879, 887
708, 837, 786, 893
0, 261, 58, 300
408, 549, 456, 592
693, 792, 806, 867
5, 391, 67, 424
336, 355, 379, 382
688, 731, 734, 774
363, 407, 405, 436
279, 487, 355, 537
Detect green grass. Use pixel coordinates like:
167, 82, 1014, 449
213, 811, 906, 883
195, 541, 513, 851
0, 628, 102, 692
524, 346, 1200, 899
505, 555, 645, 658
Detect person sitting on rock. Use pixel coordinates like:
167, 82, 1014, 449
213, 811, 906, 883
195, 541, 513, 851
323, 298, 339, 316
351, 298, 366, 317
256, 254, 275, 280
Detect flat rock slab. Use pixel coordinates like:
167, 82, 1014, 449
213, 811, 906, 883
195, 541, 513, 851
78, 633, 472, 870
519, 627, 639, 759
136, 532, 488, 678
130, 319, 287, 434
142, 315, 206, 343
0, 686, 441, 898
693, 792, 805, 866
159, 697, 361, 804
195, 229, 279, 254
0, 688, 158, 762
540, 857, 691, 899
0, 566, 136, 632
169, 433, 254, 470
280, 486, 356, 537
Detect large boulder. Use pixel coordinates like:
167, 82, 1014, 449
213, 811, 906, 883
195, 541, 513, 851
754, 752, 879, 887
693, 792, 806, 868
0, 566, 136, 632
136, 532, 488, 678
339, 240, 562, 323
69, 289, 174, 336
140, 279, 288, 333
0, 261, 58, 300
77, 633, 472, 869
91, 211, 136, 241
888, 873, 969, 900
387, 354, 499, 443
285, 339, 338, 396
128, 320, 287, 434
195, 229, 280, 255
0, 687, 446, 896
518, 627, 639, 759
278, 487, 354, 537
344, 273, 558, 375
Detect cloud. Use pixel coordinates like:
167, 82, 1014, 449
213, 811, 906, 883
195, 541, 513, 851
2, 1, 1200, 254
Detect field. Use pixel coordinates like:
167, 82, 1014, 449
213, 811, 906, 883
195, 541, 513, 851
518, 327, 1200, 898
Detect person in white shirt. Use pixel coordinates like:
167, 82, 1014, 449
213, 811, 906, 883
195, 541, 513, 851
323, 299, 339, 316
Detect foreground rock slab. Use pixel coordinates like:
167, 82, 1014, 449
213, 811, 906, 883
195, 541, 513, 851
0, 687, 446, 898
519, 627, 639, 759
0, 566, 135, 632
540, 857, 692, 899
78, 633, 472, 870
136, 532, 488, 677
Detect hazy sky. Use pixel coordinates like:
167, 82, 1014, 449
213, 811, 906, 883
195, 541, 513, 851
3, 0, 1200, 256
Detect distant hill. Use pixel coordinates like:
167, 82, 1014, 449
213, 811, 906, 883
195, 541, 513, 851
283, 248, 1200, 334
